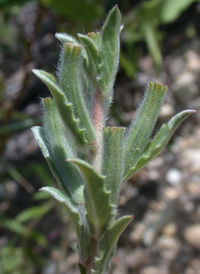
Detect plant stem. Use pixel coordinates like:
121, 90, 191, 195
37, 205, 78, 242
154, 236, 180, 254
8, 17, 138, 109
92, 91, 104, 172
85, 237, 98, 274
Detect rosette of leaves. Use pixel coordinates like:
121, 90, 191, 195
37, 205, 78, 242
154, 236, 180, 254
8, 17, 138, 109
32, 6, 195, 274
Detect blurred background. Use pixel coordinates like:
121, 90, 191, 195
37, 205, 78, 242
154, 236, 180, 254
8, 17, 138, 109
0, 0, 200, 273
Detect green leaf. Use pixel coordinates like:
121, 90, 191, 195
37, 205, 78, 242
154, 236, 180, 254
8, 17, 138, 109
40, 187, 90, 262
55, 32, 79, 45
15, 202, 53, 223
102, 127, 125, 205
58, 43, 96, 145
124, 82, 167, 179
92, 216, 133, 274
40, 187, 82, 233
31, 99, 85, 204
67, 158, 114, 238
161, 0, 197, 24
143, 22, 162, 68
32, 69, 87, 145
88, 32, 101, 49
78, 33, 100, 79
0, 217, 47, 247
98, 6, 121, 98
124, 109, 195, 181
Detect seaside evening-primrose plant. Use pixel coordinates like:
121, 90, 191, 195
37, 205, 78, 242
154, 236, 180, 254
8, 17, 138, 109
32, 6, 195, 274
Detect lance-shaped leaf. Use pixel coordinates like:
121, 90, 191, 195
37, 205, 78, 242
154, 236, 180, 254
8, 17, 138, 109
40, 187, 90, 262
55, 32, 79, 45
78, 33, 100, 79
32, 69, 87, 145
92, 216, 133, 274
124, 82, 167, 178
58, 43, 96, 145
67, 158, 113, 238
124, 109, 195, 181
32, 98, 84, 204
102, 127, 125, 205
98, 6, 121, 98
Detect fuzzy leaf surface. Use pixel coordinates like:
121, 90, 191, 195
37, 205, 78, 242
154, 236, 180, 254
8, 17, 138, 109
58, 43, 96, 144
55, 32, 79, 45
88, 32, 101, 48
32, 69, 87, 145
40, 186, 89, 262
32, 98, 84, 204
124, 109, 195, 181
67, 158, 113, 238
102, 127, 124, 205
92, 216, 132, 274
98, 6, 121, 98
78, 34, 100, 79
40, 187, 82, 233
124, 82, 167, 179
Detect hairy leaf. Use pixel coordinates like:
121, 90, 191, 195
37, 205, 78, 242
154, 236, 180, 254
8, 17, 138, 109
32, 69, 87, 145
124, 109, 195, 181
58, 43, 96, 145
98, 6, 121, 99
102, 127, 125, 205
88, 32, 101, 49
40, 187, 90, 261
32, 98, 85, 204
92, 216, 133, 274
67, 158, 113, 238
78, 33, 100, 79
55, 32, 79, 45
124, 82, 167, 179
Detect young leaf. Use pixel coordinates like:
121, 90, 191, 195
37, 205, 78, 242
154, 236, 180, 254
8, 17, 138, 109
58, 43, 96, 145
92, 216, 133, 274
55, 32, 79, 45
102, 127, 125, 205
124, 82, 167, 178
32, 69, 87, 145
88, 32, 101, 49
98, 6, 121, 98
78, 33, 100, 79
124, 109, 195, 181
67, 158, 114, 238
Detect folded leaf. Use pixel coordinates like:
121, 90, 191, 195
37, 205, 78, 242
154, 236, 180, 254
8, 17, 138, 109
92, 216, 133, 274
124, 109, 195, 181
32, 69, 87, 145
102, 127, 125, 205
40, 187, 90, 262
124, 82, 167, 178
32, 98, 85, 204
58, 43, 96, 145
67, 158, 113, 239
78, 33, 100, 79
88, 32, 101, 49
98, 6, 121, 99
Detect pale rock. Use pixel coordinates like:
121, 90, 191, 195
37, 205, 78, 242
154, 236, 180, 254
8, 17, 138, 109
183, 224, 200, 249
166, 169, 182, 186
162, 223, 177, 236
140, 266, 167, 274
